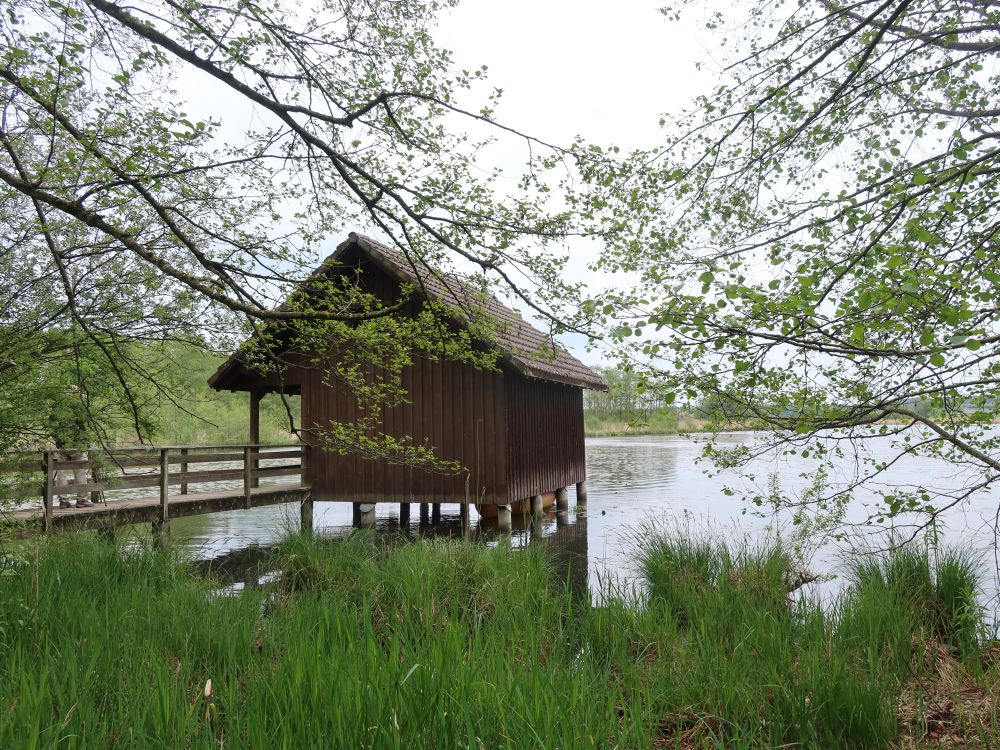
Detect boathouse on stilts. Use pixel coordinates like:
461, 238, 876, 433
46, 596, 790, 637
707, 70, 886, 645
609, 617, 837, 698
208, 233, 608, 530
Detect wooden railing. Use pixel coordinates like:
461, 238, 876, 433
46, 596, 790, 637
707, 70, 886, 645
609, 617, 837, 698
0, 444, 308, 531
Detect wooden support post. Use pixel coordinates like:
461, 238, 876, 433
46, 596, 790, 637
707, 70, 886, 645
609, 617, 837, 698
556, 486, 570, 512
43, 450, 54, 533
154, 448, 170, 543
419, 503, 429, 525
300, 491, 314, 535
243, 446, 253, 510
530, 494, 543, 534
90, 455, 100, 505
97, 526, 117, 543
431, 503, 441, 523
249, 390, 261, 488
359, 503, 376, 528
300, 443, 311, 488
530, 494, 543, 516
576, 480, 588, 508
352, 502, 361, 526
497, 504, 512, 533
179, 448, 189, 495
460, 501, 470, 534
399, 502, 410, 526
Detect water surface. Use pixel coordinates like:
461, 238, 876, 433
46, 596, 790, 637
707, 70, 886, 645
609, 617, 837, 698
168, 434, 1000, 606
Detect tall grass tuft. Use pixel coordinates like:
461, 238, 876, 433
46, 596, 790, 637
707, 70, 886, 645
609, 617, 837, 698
2, 528, 996, 749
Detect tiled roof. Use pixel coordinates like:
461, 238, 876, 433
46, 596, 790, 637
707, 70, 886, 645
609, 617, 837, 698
349, 234, 607, 391
210, 233, 607, 392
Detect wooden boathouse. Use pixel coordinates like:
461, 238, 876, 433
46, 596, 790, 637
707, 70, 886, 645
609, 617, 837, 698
209, 233, 607, 528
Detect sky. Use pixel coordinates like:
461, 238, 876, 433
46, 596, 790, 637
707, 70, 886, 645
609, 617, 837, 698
431, 0, 720, 365
168, 0, 726, 366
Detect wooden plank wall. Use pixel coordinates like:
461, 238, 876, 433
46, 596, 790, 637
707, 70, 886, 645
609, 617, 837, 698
293, 249, 587, 506
302, 358, 509, 504
504, 378, 586, 504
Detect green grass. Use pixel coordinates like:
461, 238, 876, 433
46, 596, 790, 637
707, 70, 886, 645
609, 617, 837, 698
2, 530, 998, 748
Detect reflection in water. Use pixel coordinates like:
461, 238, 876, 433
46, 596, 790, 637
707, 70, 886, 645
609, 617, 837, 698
170, 435, 1000, 608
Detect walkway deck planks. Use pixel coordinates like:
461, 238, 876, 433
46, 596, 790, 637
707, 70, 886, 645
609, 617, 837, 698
8, 484, 310, 535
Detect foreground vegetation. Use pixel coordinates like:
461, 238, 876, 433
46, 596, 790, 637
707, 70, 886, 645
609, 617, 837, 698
2, 530, 999, 748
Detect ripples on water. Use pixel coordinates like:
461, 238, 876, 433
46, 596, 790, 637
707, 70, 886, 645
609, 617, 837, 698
163, 434, 1000, 609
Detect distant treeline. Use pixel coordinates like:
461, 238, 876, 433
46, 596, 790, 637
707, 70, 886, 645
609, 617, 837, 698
149, 343, 298, 446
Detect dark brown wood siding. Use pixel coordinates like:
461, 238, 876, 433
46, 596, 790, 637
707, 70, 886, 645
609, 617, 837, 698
504, 377, 586, 503
263, 250, 588, 506
302, 358, 509, 504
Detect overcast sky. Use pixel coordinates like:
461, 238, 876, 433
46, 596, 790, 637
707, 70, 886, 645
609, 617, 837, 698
172, 0, 724, 366
432, 0, 719, 364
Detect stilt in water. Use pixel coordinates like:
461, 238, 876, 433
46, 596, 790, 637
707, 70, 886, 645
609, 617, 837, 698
529, 494, 543, 534
575, 480, 588, 508
431, 503, 441, 524
460, 502, 471, 538
97, 526, 117, 544
300, 493, 314, 535
152, 519, 170, 547
497, 504, 512, 534
352, 502, 361, 526
399, 502, 410, 526
419, 503, 430, 525
556, 486, 569, 512
359, 503, 376, 528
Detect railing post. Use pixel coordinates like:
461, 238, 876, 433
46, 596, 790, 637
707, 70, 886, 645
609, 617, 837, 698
43, 450, 54, 533
180, 448, 189, 495
154, 448, 170, 543
299, 445, 313, 534
243, 446, 253, 509
90, 452, 101, 505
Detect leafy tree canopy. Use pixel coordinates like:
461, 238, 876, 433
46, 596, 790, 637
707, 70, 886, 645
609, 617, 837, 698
586, 0, 1000, 536
0, 0, 598, 459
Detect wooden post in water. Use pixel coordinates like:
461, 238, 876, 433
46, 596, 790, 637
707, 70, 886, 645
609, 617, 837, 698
497, 504, 512, 533
243, 446, 253, 510
153, 448, 170, 543
299, 444, 313, 534
575, 480, 588, 508
431, 503, 441, 523
179, 448, 189, 495
352, 502, 361, 526
399, 502, 410, 526
530, 495, 543, 516
460, 501, 471, 535
300, 491, 314, 535
556, 486, 569, 512
529, 494, 543, 533
359, 503, 376, 528
419, 503, 429, 525
43, 450, 54, 533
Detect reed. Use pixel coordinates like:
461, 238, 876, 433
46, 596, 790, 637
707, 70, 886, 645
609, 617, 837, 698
1, 529, 997, 749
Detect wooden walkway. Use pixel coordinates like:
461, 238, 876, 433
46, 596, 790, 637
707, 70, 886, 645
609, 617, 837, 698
1, 444, 311, 537
8, 484, 310, 535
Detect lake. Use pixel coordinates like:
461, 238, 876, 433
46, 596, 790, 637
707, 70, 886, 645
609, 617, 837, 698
167, 433, 1000, 611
